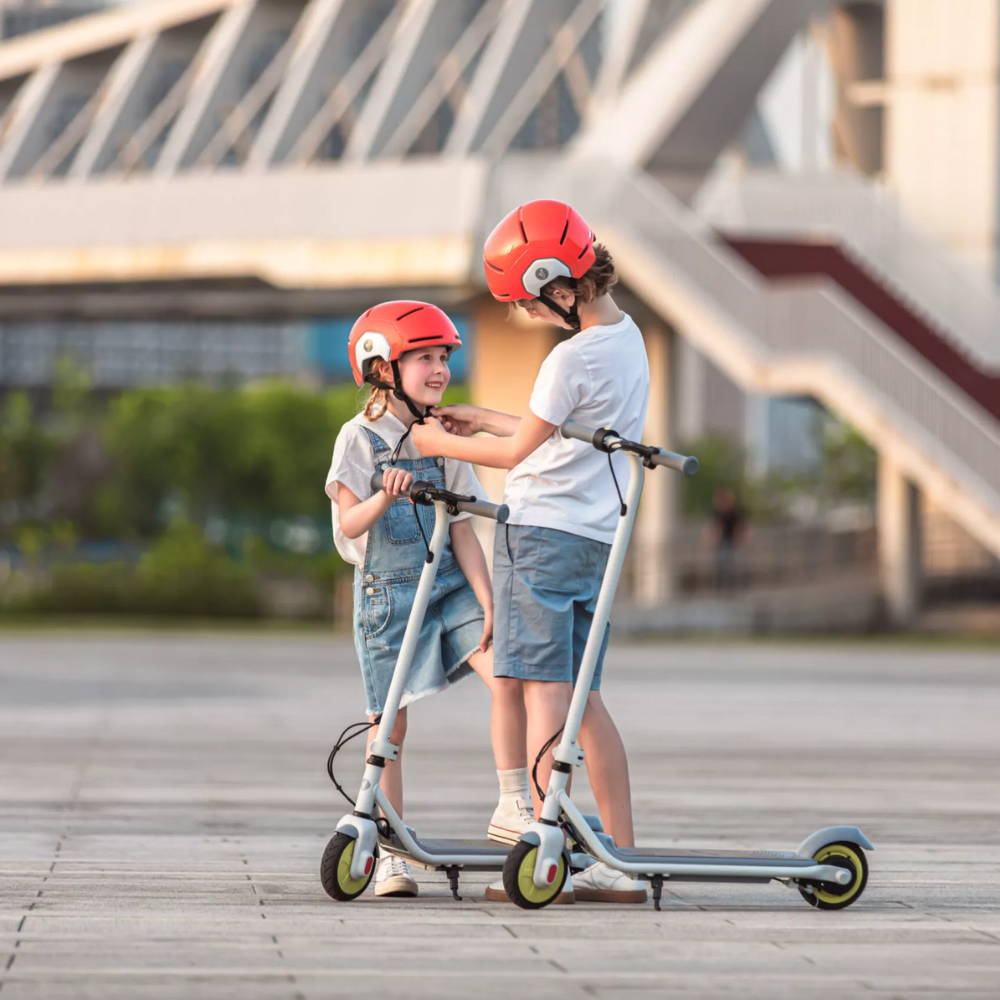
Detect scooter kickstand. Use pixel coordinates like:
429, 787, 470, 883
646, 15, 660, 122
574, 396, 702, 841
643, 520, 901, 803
446, 866, 462, 901
650, 875, 664, 912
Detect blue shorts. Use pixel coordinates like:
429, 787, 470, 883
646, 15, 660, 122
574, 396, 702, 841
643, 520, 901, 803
492, 524, 611, 688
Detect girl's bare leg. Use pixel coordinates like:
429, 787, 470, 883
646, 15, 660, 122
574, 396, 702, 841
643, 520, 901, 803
522, 679, 573, 820
368, 706, 407, 817
468, 647, 527, 771
578, 690, 635, 847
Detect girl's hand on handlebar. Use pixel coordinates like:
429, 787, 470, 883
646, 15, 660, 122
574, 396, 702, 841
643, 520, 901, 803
431, 405, 480, 437
382, 466, 414, 498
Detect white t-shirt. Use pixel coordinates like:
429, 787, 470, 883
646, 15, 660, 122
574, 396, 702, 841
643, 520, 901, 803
503, 313, 650, 544
326, 410, 484, 566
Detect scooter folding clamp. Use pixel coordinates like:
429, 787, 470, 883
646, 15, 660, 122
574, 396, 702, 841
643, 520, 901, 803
552, 742, 585, 767
368, 738, 399, 761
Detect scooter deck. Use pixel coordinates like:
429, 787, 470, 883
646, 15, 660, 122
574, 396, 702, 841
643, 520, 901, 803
614, 846, 803, 863
606, 845, 812, 883
379, 835, 510, 872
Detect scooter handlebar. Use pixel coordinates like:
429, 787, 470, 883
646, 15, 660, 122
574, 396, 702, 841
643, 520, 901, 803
560, 420, 699, 476
649, 450, 700, 476
559, 420, 603, 446
455, 498, 511, 523
370, 470, 509, 523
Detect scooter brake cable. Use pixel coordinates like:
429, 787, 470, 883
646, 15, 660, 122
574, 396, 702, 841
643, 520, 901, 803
326, 713, 383, 807
531, 726, 564, 802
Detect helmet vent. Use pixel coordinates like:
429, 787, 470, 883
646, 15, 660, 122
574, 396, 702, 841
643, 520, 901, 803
518, 218, 528, 243
559, 219, 569, 245
578, 243, 590, 259
406, 334, 449, 343
395, 305, 425, 322
485, 260, 504, 273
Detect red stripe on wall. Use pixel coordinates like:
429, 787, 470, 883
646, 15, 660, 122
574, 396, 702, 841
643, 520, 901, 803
723, 238, 1000, 426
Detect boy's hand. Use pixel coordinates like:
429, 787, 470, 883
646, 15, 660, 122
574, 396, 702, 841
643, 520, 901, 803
479, 613, 493, 653
431, 405, 481, 437
411, 416, 449, 456
381, 466, 414, 498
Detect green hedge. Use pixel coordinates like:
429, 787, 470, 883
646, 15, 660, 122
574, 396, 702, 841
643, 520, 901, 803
10, 522, 262, 618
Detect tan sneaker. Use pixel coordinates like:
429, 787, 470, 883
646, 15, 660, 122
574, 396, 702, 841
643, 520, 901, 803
484, 873, 575, 904
487, 796, 534, 845
572, 861, 647, 903
373, 855, 418, 897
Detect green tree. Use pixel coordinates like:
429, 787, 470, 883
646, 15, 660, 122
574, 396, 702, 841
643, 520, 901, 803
0, 393, 57, 535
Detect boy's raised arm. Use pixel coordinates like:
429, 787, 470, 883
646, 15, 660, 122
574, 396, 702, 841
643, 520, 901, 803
412, 412, 554, 470
432, 404, 521, 439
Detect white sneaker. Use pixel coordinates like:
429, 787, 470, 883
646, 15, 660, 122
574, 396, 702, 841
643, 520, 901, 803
572, 861, 647, 903
487, 796, 534, 845
484, 872, 575, 905
373, 855, 418, 897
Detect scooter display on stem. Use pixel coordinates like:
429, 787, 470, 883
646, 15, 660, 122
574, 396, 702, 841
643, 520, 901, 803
501, 420, 873, 912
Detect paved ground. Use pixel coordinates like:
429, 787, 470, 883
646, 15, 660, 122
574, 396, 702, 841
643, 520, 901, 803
0, 633, 998, 999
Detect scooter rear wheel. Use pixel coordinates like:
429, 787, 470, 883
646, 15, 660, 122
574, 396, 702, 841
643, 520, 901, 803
798, 841, 868, 910
320, 833, 377, 901
502, 840, 568, 910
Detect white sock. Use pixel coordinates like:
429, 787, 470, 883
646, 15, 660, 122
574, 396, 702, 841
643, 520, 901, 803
497, 767, 529, 802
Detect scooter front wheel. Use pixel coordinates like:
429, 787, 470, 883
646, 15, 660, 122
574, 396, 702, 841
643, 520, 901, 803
502, 839, 568, 910
798, 841, 869, 910
320, 833, 377, 901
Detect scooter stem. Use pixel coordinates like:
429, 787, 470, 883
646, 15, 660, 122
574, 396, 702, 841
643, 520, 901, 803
546, 451, 645, 797
356, 501, 449, 814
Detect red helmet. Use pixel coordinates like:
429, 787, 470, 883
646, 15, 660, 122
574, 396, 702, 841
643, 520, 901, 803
348, 300, 462, 387
483, 199, 596, 301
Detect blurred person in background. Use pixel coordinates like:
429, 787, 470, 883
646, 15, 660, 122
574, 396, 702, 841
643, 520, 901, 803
705, 486, 749, 592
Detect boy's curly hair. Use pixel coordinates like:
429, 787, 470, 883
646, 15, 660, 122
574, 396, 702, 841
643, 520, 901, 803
512, 242, 618, 312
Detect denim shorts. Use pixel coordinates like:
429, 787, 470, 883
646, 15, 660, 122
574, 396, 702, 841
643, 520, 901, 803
492, 524, 611, 688
354, 560, 483, 715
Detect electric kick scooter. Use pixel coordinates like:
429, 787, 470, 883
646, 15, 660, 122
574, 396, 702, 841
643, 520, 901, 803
321, 471, 518, 902
502, 421, 873, 911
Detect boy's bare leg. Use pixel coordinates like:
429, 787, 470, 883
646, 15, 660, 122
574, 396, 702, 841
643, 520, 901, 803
523, 679, 573, 820
368, 706, 406, 817
578, 690, 635, 847
468, 647, 527, 771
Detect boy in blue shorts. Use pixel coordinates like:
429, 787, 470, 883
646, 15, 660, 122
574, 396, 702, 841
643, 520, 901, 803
412, 200, 649, 903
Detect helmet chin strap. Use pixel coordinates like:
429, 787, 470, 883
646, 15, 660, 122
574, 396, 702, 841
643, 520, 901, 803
365, 360, 430, 424
537, 283, 580, 331
365, 360, 434, 465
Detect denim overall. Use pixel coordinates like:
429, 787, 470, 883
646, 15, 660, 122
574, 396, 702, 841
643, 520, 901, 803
353, 428, 483, 714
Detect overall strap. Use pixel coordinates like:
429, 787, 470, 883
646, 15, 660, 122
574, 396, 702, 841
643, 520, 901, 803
363, 427, 391, 458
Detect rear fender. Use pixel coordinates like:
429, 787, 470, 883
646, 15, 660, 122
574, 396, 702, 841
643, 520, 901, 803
797, 826, 874, 858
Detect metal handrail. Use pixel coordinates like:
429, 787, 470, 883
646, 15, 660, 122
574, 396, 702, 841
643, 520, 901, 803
697, 170, 1000, 369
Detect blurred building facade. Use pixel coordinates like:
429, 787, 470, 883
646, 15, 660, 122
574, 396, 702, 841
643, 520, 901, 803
0, 0, 998, 625
0, 1, 106, 41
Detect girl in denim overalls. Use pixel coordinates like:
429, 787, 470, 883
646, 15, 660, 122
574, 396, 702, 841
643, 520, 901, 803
325, 301, 530, 898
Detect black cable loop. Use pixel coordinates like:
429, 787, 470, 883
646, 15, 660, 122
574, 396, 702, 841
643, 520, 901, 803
326, 712, 382, 807
387, 424, 413, 466
607, 450, 627, 516
413, 500, 434, 564
531, 726, 564, 802
381, 419, 435, 562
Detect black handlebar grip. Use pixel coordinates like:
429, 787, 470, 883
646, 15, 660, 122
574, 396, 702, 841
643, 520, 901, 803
560, 420, 600, 445
454, 499, 510, 523
370, 469, 396, 496
650, 451, 699, 476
